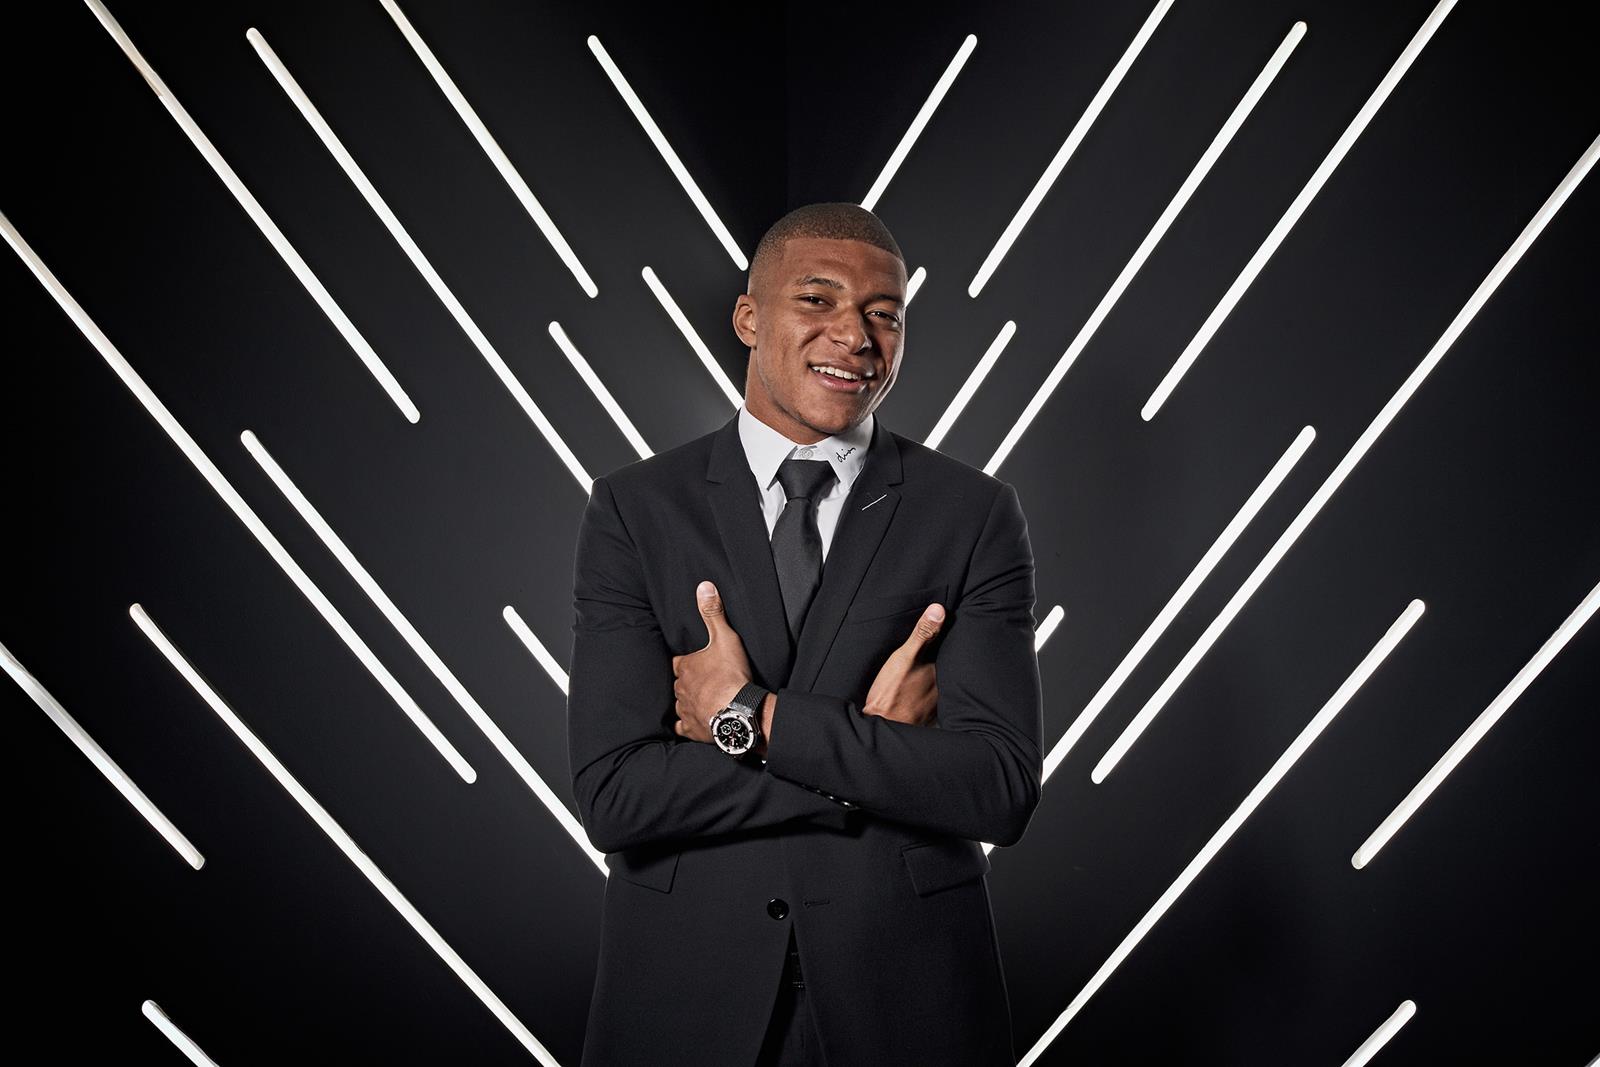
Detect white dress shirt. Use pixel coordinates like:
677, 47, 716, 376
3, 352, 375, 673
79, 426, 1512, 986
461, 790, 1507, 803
737, 403, 875, 562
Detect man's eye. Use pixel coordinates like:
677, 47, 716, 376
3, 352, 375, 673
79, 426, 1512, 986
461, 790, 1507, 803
799, 295, 825, 304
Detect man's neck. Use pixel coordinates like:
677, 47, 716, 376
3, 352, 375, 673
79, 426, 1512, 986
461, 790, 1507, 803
744, 403, 853, 447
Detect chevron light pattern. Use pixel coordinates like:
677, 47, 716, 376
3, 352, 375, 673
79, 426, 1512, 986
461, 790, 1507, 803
2, 1, 1596, 1063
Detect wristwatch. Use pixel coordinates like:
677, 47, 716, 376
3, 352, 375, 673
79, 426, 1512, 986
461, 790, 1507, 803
709, 682, 770, 757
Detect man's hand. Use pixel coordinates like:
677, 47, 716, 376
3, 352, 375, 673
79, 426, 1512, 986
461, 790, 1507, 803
670, 580, 752, 743
862, 604, 945, 726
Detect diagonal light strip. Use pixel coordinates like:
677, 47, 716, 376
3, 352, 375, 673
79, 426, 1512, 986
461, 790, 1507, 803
1020, 600, 1426, 1064
141, 1001, 219, 1067
247, 28, 592, 493
1340, 1000, 1417, 1067
501, 606, 571, 697
0, 210, 477, 784
968, 0, 1176, 298
1093, 130, 1600, 783
587, 35, 748, 271
1, 639, 204, 870
1041, 425, 1315, 781
1141, 0, 1457, 421
1353, 578, 1600, 869
862, 34, 978, 211
81, 0, 419, 424
925, 320, 1017, 450
381, 0, 599, 298
240, 431, 606, 875
1035, 604, 1066, 651
548, 322, 652, 458
642, 266, 743, 409
905, 266, 927, 305
129, 604, 560, 1066
985, 20, 1308, 474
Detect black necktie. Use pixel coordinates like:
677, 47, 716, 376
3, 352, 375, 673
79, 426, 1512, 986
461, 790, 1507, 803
772, 458, 837, 642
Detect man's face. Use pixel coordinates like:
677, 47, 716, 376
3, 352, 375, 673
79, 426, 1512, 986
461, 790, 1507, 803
733, 236, 908, 444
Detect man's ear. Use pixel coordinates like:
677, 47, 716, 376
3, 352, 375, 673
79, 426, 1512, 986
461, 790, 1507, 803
732, 293, 758, 348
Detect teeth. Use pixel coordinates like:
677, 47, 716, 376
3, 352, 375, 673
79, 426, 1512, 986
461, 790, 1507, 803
812, 365, 863, 381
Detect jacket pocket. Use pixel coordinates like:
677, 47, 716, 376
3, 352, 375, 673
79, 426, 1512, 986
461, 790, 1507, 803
844, 583, 950, 623
900, 836, 991, 896
606, 844, 681, 893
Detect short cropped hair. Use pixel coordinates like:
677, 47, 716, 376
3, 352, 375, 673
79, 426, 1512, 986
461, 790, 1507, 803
747, 203, 905, 297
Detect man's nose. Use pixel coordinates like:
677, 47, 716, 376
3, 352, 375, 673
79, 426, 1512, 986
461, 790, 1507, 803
826, 309, 870, 352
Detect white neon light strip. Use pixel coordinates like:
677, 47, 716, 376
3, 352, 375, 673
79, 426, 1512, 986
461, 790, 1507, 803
641, 266, 742, 409
862, 34, 978, 211
968, 0, 1176, 298
247, 28, 592, 493
0, 210, 476, 784
1020, 600, 1426, 1064
1035, 604, 1066, 651
81, 0, 419, 424
141, 1001, 219, 1067
1092, 129, 1600, 783
587, 36, 747, 271
986, 21, 1307, 473
925, 320, 1017, 450
381, 0, 598, 298
240, 431, 606, 874
1038, 425, 1315, 781
1340, 1000, 1417, 1067
129, 605, 559, 1065
502, 606, 571, 696
1354, 578, 1599, 869
905, 266, 927, 305
548, 322, 652, 458
1, 640, 204, 870
1141, 0, 1457, 421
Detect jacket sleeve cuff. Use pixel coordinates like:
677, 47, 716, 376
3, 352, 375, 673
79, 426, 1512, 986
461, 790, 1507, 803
763, 687, 858, 805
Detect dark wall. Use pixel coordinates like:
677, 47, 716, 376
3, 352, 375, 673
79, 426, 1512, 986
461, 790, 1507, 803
3, 1, 1595, 1064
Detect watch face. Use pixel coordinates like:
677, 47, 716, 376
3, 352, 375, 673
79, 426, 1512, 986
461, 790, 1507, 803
714, 713, 754, 753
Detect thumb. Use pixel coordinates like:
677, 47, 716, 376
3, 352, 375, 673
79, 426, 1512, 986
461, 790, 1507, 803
697, 580, 728, 638
904, 603, 945, 649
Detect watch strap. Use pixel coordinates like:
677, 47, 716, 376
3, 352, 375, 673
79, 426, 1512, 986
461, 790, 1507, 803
731, 682, 771, 716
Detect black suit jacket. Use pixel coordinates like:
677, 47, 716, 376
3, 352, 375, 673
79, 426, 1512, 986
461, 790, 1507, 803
567, 411, 1043, 1066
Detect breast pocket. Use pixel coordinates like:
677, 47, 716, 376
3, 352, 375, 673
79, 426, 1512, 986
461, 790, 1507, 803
844, 583, 950, 624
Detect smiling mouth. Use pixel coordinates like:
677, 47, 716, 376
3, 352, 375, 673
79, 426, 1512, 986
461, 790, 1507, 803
808, 365, 873, 393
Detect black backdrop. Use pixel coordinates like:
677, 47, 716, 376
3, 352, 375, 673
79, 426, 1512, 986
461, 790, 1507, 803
3, 1, 1596, 1064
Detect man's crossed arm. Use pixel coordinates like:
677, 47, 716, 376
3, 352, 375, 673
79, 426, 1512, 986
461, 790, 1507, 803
567, 475, 1043, 854
668, 580, 944, 753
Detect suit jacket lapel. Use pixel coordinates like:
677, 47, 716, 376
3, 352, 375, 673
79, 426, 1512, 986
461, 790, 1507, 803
706, 412, 906, 692
792, 416, 904, 692
706, 413, 796, 690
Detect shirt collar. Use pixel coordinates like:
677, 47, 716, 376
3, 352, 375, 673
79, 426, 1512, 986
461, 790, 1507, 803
738, 403, 875, 495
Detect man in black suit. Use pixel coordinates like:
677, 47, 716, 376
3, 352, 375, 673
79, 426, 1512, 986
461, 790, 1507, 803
567, 203, 1043, 1065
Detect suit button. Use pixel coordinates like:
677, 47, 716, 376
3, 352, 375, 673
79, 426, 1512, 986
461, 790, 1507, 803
766, 898, 789, 920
